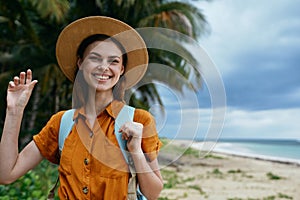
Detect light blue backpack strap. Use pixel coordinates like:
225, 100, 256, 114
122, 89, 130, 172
114, 105, 147, 200
59, 109, 75, 152
114, 105, 135, 163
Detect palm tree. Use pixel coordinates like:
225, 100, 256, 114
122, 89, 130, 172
0, 0, 71, 145
0, 0, 209, 146
69, 0, 210, 109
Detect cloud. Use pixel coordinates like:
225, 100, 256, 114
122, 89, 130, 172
195, 0, 300, 110
154, 0, 300, 140
221, 107, 300, 139
157, 105, 300, 140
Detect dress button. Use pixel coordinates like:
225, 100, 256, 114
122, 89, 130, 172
84, 158, 89, 165
83, 187, 88, 194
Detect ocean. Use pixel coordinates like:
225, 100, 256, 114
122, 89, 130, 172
193, 139, 300, 164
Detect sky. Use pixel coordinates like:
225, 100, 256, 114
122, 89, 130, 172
151, 0, 300, 140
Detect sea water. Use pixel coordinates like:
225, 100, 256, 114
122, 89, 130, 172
215, 139, 300, 163
198, 139, 300, 164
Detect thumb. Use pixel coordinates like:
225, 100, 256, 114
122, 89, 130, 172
28, 80, 38, 89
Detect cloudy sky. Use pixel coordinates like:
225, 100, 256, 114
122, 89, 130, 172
154, 0, 300, 140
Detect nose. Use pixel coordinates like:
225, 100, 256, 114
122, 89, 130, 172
97, 59, 110, 71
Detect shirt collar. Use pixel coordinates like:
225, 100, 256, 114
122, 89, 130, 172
73, 100, 125, 120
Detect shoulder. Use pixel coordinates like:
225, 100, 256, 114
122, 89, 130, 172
47, 110, 68, 126
133, 108, 154, 125
37, 110, 69, 133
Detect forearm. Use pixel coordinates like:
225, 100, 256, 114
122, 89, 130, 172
0, 108, 24, 183
131, 150, 163, 200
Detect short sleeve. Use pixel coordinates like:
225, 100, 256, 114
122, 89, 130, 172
134, 109, 162, 161
33, 111, 65, 164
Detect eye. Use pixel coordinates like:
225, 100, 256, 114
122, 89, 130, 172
109, 59, 120, 64
89, 56, 102, 62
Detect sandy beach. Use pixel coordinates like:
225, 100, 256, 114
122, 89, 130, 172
158, 140, 300, 200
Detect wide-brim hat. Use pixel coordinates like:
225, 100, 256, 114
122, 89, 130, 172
56, 16, 148, 89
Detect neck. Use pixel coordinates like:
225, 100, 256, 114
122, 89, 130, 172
85, 89, 114, 116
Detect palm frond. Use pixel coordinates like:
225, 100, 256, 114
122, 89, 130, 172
29, 0, 70, 23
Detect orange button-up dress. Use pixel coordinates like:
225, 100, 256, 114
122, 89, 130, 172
33, 101, 162, 200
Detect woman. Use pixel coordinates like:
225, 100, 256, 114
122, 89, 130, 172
0, 16, 163, 200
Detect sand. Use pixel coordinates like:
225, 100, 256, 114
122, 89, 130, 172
158, 140, 300, 200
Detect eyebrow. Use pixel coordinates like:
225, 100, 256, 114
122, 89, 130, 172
90, 52, 121, 59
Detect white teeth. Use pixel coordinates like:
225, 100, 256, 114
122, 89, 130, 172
94, 75, 110, 80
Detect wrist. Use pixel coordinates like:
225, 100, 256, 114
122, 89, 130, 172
128, 147, 143, 155
6, 107, 24, 116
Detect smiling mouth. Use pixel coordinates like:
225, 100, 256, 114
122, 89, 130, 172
92, 74, 111, 80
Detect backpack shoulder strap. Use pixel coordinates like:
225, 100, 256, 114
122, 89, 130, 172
114, 105, 135, 164
59, 109, 75, 152
48, 109, 75, 199
115, 105, 147, 200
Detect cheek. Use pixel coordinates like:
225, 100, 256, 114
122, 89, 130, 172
111, 65, 124, 76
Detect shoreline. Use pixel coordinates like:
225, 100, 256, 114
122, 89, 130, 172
159, 139, 300, 200
170, 139, 300, 166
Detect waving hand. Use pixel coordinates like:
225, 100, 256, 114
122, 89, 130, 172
7, 69, 38, 111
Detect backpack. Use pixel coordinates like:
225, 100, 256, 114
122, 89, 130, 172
47, 105, 146, 200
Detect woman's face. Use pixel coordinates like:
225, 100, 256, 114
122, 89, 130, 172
78, 40, 125, 92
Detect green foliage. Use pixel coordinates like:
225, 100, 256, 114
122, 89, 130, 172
206, 168, 224, 179
161, 169, 180, 189
158, 197, 171, 200
266, 172, 283, 180
228, 169, 242, 174
211, 168, 222, 175
277, 193, 293, 199
188, 185, 205, 195
0, 0, 209, 147
0, 160, 59, 200
204, 153, 224, 159
227, 193, 294, 200
183, 146, 200, 157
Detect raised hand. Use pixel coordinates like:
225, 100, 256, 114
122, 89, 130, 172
7, 69, 38, 111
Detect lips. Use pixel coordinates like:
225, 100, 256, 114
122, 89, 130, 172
92, 73, 111, 80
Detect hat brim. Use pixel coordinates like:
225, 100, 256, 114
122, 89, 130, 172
56, 16, 148, 89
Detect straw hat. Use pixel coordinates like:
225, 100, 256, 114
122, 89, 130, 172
56, 16, 148, 89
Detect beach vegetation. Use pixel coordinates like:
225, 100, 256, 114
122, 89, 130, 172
228, 169, 242, 174
212, 168, 222, 175
158, 197, 171, 200
161, 169, 180, 189
206, 168, 224, 179
277, 193, 293, 199
183, 147, 200, 157
182, 177, 196, 182
160, 139, 202, 158
204, 153, 224, 159
227, 192, 293, 200
266, 172, 283, 180
262, 196, 276, 200
188, 185, 206, 195
227, 169, 253, 179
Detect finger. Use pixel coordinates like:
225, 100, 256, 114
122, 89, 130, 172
8, 81, 15, 88
13, 76, 20, 85
28, 80, 38, 89
122, 133, 128, 140
26, 69, 32, 84
19, 72, 26, 84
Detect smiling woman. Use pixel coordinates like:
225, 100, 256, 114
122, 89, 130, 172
0, 16, 163, 200
73, 35, 127, 108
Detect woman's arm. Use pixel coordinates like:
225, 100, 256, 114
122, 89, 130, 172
120, 122, 163, 200
130, 152, 163, 200
0, 69, 43, 184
